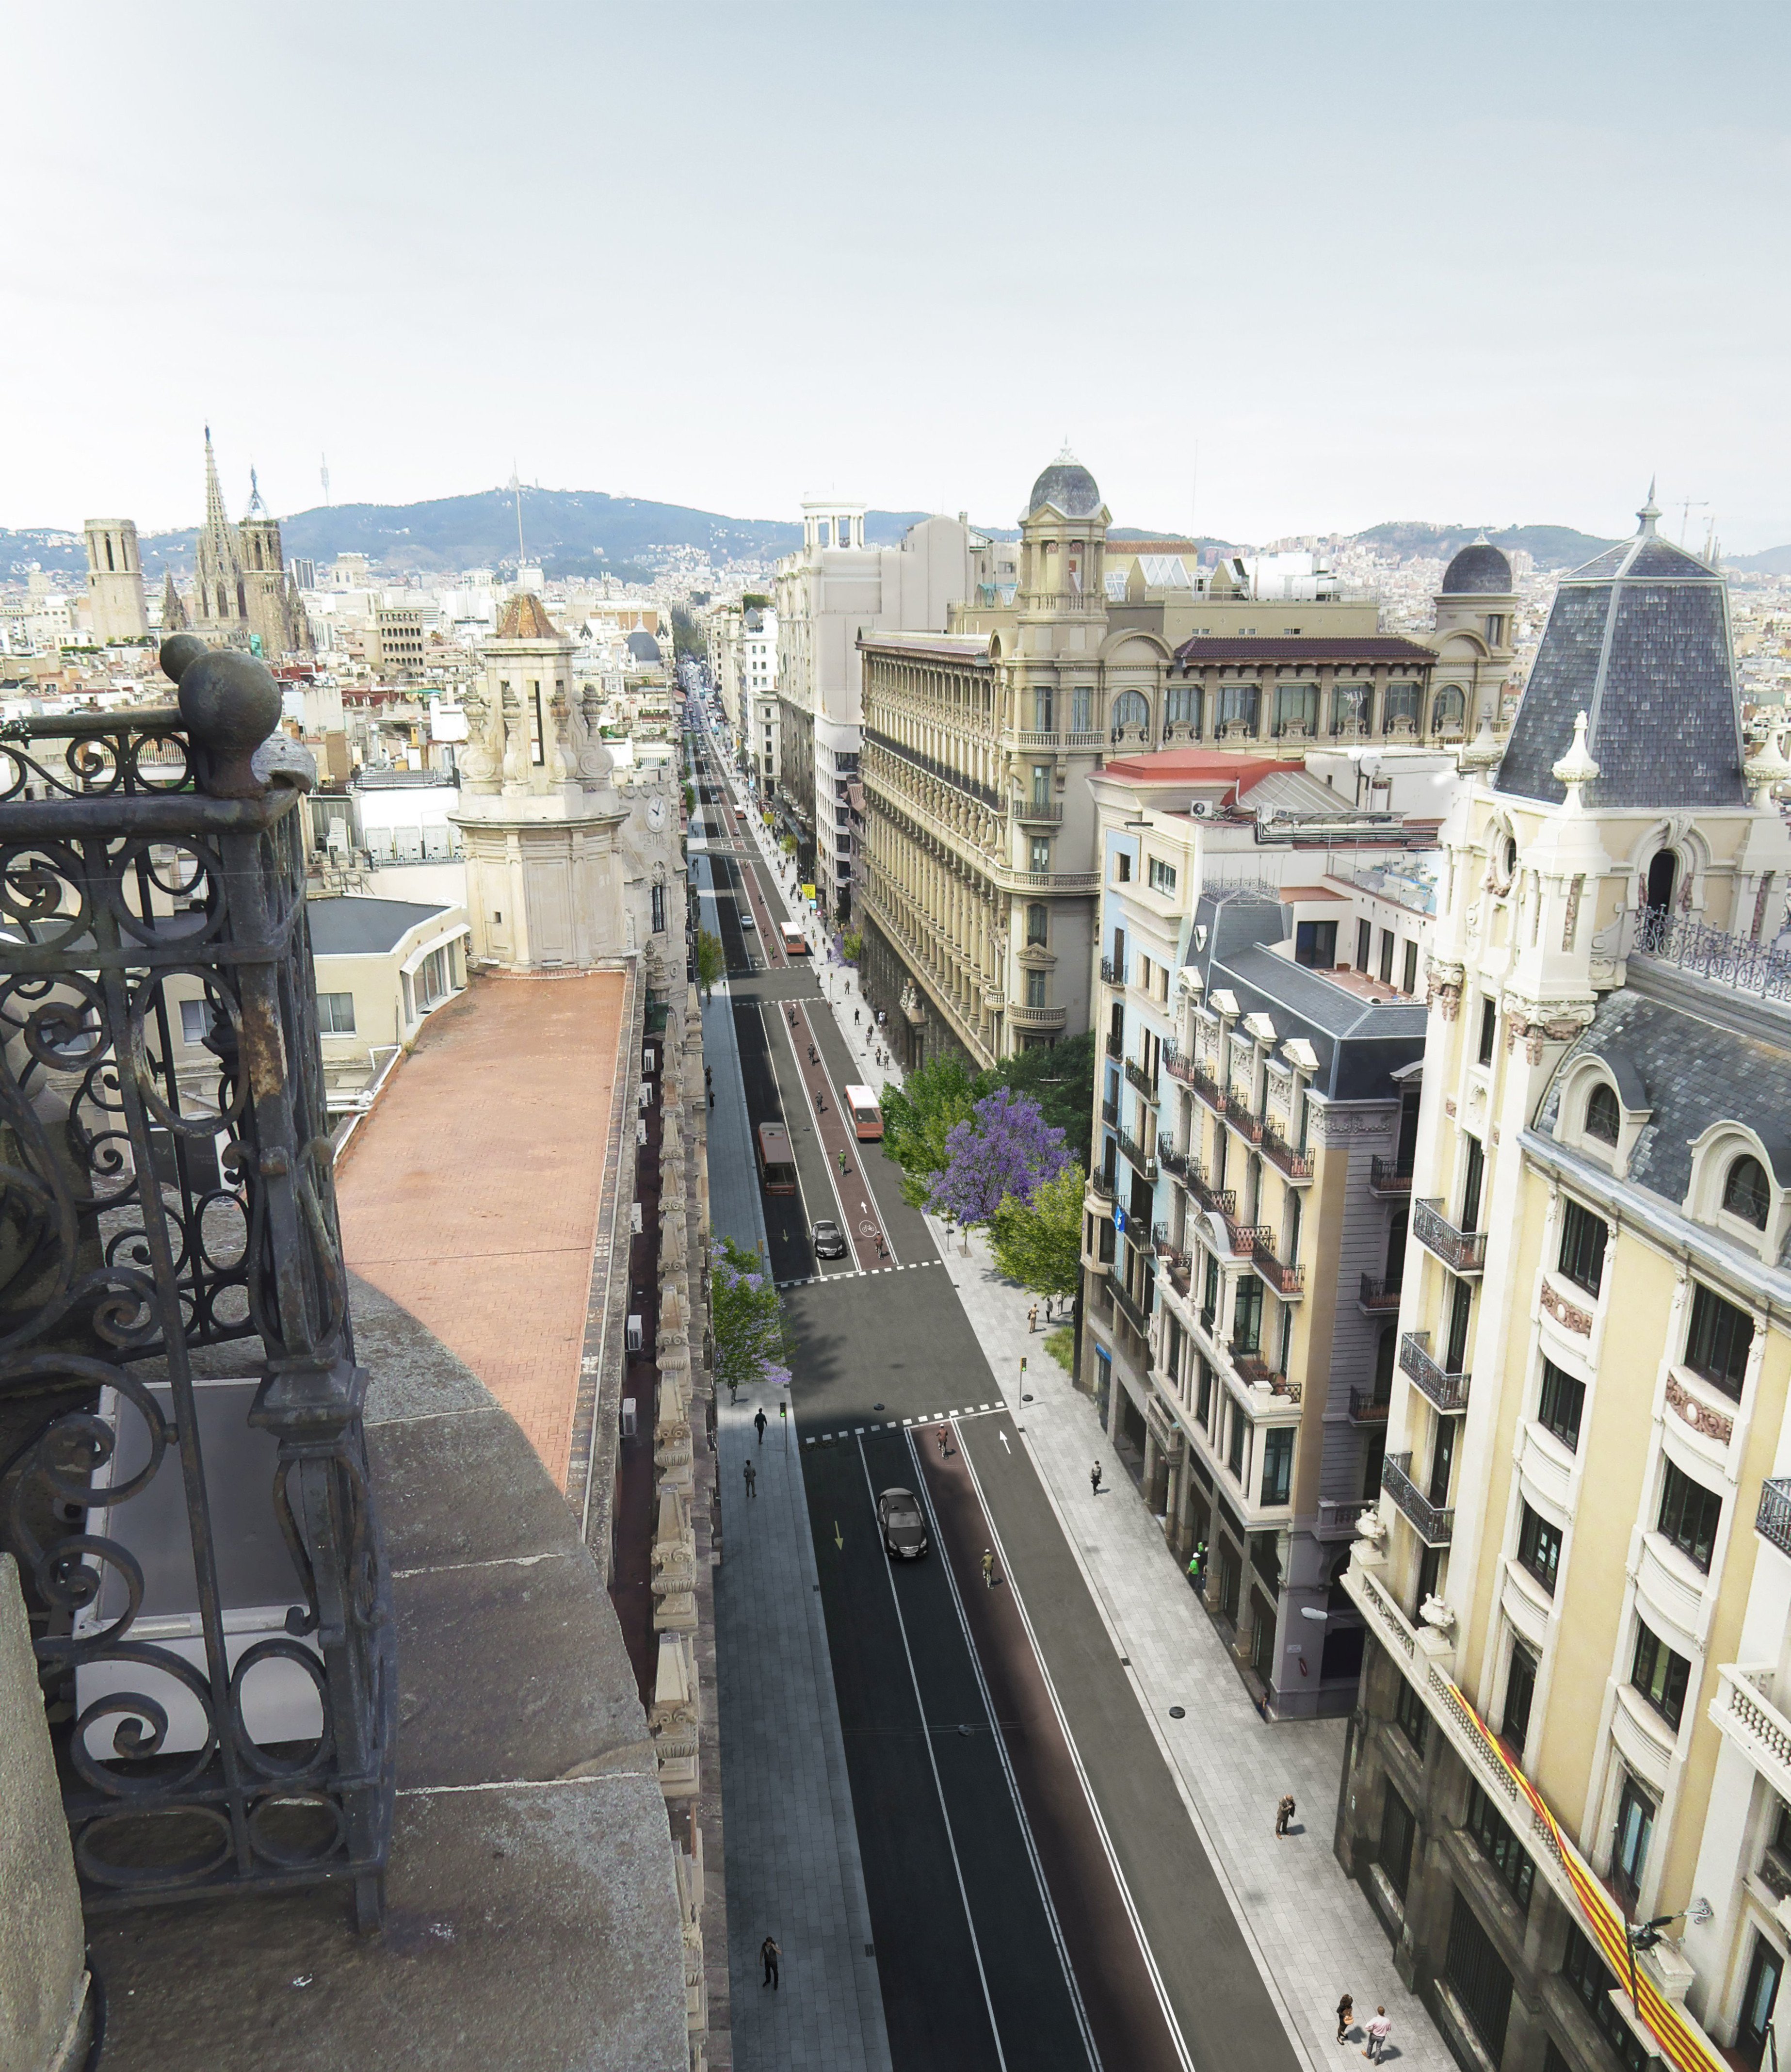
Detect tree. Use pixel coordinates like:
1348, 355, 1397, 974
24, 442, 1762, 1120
710, 1238, 792, 1403
979, 1031, 1095, 1165
926, 1087, 1070, 1232
989, 1164, 1083, 1313
881, 1053, 978, 1208
841, 929, 863, 965
695, 929, 725, 998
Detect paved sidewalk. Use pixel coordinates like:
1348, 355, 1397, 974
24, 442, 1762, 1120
927, 1214, 1452, 2072
696, 854, 894, 2072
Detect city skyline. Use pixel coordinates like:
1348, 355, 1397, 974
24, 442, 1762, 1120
7, 0, 1791, 548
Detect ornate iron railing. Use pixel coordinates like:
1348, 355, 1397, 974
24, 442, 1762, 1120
1358, 1274, 1403, 1311
1124, 1057, 1159, 1104
1400, 1330, 1471, 1412
1758, 1478, 1791, 1559
0, 649, 393, 1928
1632, 906, 1791, 1003
1413, 1197, 1486, 1274
1116, 1127, 1158, 1182
1261, 1126, 1312, 1182
1252, 1232, 1305, 1296
1384, 1451, 1454, 1545
1369, 1154, 1413, 1196
1110, 1276, 1152, 1339
1088, 1165, 1116, 1202
1158, 1142, 1191, 1182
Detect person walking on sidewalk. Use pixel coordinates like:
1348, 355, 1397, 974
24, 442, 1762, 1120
753, 1406, 767, 1446
743, 1460, 757, 1500
1027, 1303, 1038, 1334
1335, 1993, 1354, 2043
1275, 1793, 1296, 1837
1090, 1460, 1103, 1496
1187, 1539, 1206, 1588
1362, 2009, 1391, 2060
760, 1937, 780, 1991
982, 1549, 997, 1589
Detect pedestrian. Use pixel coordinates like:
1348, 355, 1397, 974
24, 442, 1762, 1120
1090, 1460, 1103, 1496
1187, 1539, 1206, 1586
760, 1936, 780, 1991
1335, 1993, 1354, 2043
1276, 1792, 1296, 1837
816, 1095, 825, 1114
743, 1460, 757, 1499
854, 1008, 860, 1026
1363, 2008, 1391, 2061
753, 1406, 767, 1446
807, 1043, 817, 1063
1027, 1303, 1038, 1334
982, 1549, 997, 1589
937, 1425, 952, 1459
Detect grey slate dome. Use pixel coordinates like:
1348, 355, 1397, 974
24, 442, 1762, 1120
1026, 451, 1103, 521
1439, 538, 1514, 596
627, 630, 662, 664
1493, 490, 1743, 810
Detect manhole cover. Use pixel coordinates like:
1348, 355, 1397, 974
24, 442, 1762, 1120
1169, 1706, 1186, 1719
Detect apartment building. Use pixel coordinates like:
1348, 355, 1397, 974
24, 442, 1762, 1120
703, 598, 777, 789
1337, 497, 1791, 2072
1080, 747, 1442, 1717
774, 501, 983, 916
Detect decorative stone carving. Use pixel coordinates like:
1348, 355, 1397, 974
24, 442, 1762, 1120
1540, 1282, 1593, 1335
1427, 957, 1465, 1021
650, 1486, 698, 1631
1355, 1507, 1388, 1546
1419, 1593, 1457, 1638
650, 1632, 701, 1797
456, 680, 504, 792
1665, 1374, 1734, 1444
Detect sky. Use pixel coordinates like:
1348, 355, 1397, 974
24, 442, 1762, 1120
7, 0, 1791, 549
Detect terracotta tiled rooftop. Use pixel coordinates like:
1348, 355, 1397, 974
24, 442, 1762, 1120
337, 971, 626, 1487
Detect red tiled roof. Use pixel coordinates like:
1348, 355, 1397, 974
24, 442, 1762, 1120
1171, 635, 1436, 666
1100, 748, 1299, 798
494, 591, 560, 640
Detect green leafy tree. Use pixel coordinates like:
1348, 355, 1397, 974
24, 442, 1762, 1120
840, 930, 863, 964
978, 1032, 1095, 1164
989, 1164, 1084, 1312
879, 1052, 978, 1208
710, 1238, 793, 1403
695, 929, 725, 998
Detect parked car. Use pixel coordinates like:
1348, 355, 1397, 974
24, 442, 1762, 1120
812, 1218, 847, 1259
876, 1488, 928, 1560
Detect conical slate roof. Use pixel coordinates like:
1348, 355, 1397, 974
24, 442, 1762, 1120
1439, 537, 1513, 596
1493, 492, 1743, 809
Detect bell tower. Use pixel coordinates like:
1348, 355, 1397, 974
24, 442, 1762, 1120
82, 518, 148, 642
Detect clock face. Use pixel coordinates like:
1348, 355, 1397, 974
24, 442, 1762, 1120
647, 797, 666, 831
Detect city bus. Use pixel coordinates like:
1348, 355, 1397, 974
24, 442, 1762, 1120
844, 1085, 883, 1141
779, 922, 809, 957
756, 1121, 798, 1194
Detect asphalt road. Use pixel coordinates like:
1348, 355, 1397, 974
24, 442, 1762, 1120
691, 720, 1302, 2072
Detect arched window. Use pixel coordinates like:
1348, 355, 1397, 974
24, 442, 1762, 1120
1723, 1154, 1770, 1230
1584, 1083, 1620, 1145
1433, 684, 1467, 735
1110, 690, 1150, 741
1165, 682, 1201, 730
1645, 850, 1678, 916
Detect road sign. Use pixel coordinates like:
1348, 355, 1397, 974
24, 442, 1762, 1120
1113, 1205, 1127, 1233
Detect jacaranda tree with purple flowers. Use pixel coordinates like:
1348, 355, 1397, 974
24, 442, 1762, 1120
926, 1087, 1070, 1239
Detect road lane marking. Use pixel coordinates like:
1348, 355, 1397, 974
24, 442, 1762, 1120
909, 1433, 1101, 2072
852, 1440, 1010, 2072
953, 1420, 1199, 2072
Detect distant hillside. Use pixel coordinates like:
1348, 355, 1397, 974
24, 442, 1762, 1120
1354, 521, 1622, 570
1726, 545, 1791, 575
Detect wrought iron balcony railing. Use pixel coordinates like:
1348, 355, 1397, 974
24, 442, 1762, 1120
1358, 1274, 1403, 1312
1758, 1478, 1791, 1559
1116, 1127, 1158, 1182
1229, 1101, 1265, 1143
0, 648, 394, 1927
1384, 1451, 1454, 1546
1110, 1277, 1153, 1339
1369, 1154, 1414, 1196
1100, 955, 1127, 987
1088, 1165, 1117, 1201
1101, 1096, 1119, 1126
1010, 795, 1064, 824
1400, 1330, 1471, 1413
1189, 1064, 1228, 1113
1252, 1233, 1306, 1298
1158, 1142, 1191, 1182
1124, 1057, 1160, 1104
1190, 1173, 1238, 1224
1348, 1386, 1392, 1424
1162, 1043, 1194, 1086
1413, 1197, 1487, 1275
1104, 1030, 1122, 1058
1261, 1126, 1313, 1182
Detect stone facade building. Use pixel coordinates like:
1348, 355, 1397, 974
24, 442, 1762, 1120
81, 517, 148, 642
186, 431, 313, 659
1336, 497, 1791, 2072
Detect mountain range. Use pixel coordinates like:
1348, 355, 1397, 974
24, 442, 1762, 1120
2, 487, 1784, 584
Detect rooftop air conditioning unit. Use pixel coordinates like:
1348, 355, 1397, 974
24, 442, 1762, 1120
621, 1397, 637, 1438
626, 1315, 644, 1353
631, 1202, 644, 1234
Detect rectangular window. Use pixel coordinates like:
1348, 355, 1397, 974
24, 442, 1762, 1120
1460, 1135, 1485, 1231
1260, 1426, 1293, 1506
1294, 919, 1338, 969
1232, 1274, 1262, 1353
1402, 939, 1419, 995
1378, 929, 1395, 984
1685, 1281, 1753, 1399
1148, 856, 1177, 896
1195, 1356, 1212, 1428
1071, 687, 1092, 733
1114, 849, 1132, 882
1502, 1644, 1536, 1752
1026, 969, 1047, 1009
1030, 837, 1052, 874
1517, 1504, 1562, 1594
1226, 1404, 1247, 1481
1557, 1198, 1607, 1296
179, 998, 209, 1045
1394, 1675, 1428, 1756
1465, 1780, 1535, 1914
1537, 1359, 1585, 1451
1562, 1929, 1651, 2072
1613, 1773, 1655, 1905
1379, 1781, 1416, 1897
1445, 1896, 1514, 2059
1657, 1460, 1722, 1572
1631, 1622, 1691, 1731
317, 991, 356, 1035
1026, 903, 1048, 945
1478, 994, 1497, 1065
1355, 917, 1371, 972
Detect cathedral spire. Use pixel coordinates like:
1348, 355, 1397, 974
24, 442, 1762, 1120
161, 569, 189, 633
202, 426, 233, 538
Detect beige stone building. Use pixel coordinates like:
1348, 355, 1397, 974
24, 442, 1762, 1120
185, 432, 313, 660
1337, 497, 1791, 2072
81, 518, 148, 642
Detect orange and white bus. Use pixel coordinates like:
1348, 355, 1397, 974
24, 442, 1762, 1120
779, 922, 809, 957
756, 1121, 798, 1194
844, 1085, 883, 1140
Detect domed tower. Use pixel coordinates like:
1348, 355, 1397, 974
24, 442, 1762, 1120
1426, 534, 1519, 735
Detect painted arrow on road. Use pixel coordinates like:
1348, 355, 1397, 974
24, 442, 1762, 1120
833, 1520, 844, 1551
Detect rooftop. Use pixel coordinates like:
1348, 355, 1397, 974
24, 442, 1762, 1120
493, 590, 561, 641
1171, 634, 1438, 667
1102, 748, 1304, 796
307, 894, 449, 956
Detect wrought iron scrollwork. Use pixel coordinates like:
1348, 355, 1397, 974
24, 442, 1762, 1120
0, 647, 392, 1927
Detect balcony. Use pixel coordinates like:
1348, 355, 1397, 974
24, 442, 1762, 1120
1018, 590, 1107, 615
1163, 1044, 1194, 1087
1413, 1198, 1487, 1275
1189, 1066, 1229, 1115
998, 867, 1099, 894
1125, 1058, 1160, 1105
1229, 1102, 1265, 1144
1190, 1173, 1238, 1224
1712, 1664, 1791, 1803
1348, 1387, 1392, 1425
1111, 1277, 1153, 1339
1104, 1030, 1122, 1059
1758, 1478, 1791, 1559
1010, 796, 1064, 825
1159, 1142, 1192, 1182
1261, 1126, 1313, 1183
1230, 1339, 1298, 1399
1383, 1451, 1454, 1546
1088, 1165, 1116, 1202
1252, 1233, 1306, 1298
1400, 1331, 1470, 1413
1009, 1001, 1068, 1032
1116, 1127, 1158, 1182
1100, 956, 1128, 987
1101, 1096, 1119, 1126
1369, 1154, 1414, 1197
1358, 1275, 1403, 1313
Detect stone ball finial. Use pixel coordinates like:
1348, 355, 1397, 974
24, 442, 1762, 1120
176, 649, 284, 798
158, 632, 211, 686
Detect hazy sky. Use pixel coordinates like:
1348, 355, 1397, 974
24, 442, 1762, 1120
8, 1, 1790, 547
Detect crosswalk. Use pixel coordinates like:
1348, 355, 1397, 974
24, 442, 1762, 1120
775, 1259, 940, 1291
803, 1402, 1007, 1446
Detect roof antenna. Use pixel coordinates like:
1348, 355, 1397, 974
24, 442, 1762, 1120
509, 461, 527, 577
